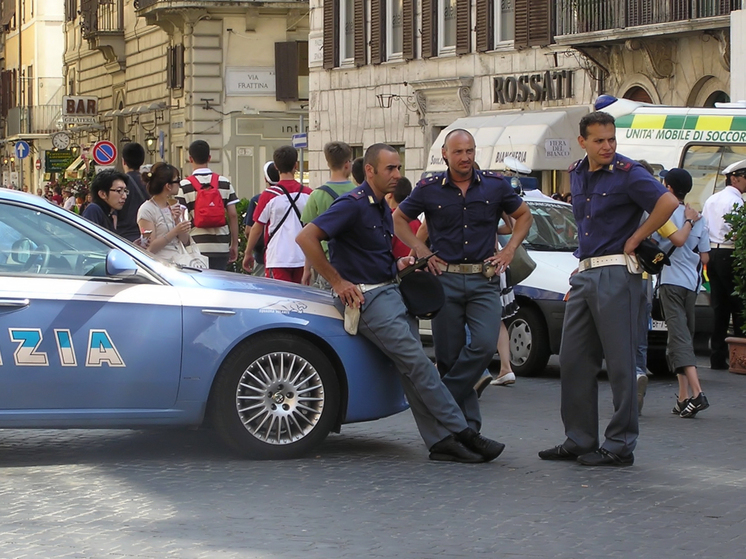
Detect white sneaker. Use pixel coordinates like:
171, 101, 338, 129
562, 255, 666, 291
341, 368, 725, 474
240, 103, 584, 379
491, 372, 516, 386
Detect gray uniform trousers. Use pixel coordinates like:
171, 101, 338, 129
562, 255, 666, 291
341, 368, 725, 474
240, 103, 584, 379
559, 265, 641, 457
334, 284, 468, 448
431, 272, 502, 432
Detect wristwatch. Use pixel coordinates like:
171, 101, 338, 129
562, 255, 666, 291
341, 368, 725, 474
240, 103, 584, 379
685, 218, 694, 227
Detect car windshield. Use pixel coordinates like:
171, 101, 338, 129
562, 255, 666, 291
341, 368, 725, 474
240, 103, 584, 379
500, 201, 578, 252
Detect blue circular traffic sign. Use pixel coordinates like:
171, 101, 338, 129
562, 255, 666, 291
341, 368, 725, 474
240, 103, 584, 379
92, 140, 118, 166
15, 140, 30, 159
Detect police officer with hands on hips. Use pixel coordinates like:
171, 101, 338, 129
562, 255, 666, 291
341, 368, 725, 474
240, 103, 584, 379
296, 143, 505, 463
393, 129, 532, 433
539, 111, 678, 467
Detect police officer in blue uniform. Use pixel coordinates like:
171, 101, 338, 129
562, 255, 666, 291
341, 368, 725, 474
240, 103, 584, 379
296, 143, 505, 463
539, 111, 678, 467
393, 129, 532, 433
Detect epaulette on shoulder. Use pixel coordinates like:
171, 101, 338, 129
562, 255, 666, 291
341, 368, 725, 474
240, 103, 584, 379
349, 189, 368, 199
568, 159, 582, 172
418, 174, 442, 188
481, 170, 504, 179
615, 159, 633, 172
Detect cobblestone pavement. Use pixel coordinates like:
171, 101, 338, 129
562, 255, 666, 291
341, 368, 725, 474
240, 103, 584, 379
0, 354, 744, 559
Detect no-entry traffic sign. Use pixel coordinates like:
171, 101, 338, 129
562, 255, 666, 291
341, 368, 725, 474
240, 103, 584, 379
92, 140, 118, 166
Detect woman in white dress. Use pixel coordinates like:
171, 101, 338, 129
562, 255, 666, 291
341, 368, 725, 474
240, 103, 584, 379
136, 162, 192, 261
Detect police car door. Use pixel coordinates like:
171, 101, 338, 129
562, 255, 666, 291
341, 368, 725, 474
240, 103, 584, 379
0, 199, 182, 416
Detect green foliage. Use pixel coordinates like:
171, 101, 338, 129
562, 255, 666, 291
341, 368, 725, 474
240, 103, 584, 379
227, 197, 250, 274
725, 202, 746, 333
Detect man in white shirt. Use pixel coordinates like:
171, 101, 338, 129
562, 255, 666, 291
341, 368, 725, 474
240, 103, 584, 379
701, 159, 746, 369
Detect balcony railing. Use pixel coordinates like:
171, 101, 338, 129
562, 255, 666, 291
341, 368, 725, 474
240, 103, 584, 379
80, 0, 124, 39
555, 0, 742, 36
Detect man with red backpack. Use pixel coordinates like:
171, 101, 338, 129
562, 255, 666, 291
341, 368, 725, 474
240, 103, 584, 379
178, 140, 239, 270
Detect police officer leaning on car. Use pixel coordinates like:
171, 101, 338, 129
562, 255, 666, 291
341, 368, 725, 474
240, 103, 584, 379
296, 143, 505, 463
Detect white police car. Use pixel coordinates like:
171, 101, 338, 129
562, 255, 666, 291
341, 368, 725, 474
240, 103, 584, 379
0, 189, 407, 459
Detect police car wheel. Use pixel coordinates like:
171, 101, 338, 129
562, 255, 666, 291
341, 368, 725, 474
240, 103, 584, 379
211, 333, 340, 459
506, 306, 550, 377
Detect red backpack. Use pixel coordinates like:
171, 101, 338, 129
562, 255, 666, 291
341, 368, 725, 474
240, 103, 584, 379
188, 173, 226, 228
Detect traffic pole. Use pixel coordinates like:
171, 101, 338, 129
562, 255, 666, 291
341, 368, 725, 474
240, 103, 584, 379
298, 115, 305, 186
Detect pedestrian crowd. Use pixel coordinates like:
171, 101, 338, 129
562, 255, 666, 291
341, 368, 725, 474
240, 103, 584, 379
61, 114, 743, 466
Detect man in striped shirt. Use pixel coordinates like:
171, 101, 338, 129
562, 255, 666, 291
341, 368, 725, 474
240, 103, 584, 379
178, 140, 239, 270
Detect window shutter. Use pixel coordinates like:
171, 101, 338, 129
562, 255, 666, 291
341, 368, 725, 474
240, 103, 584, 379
276, 42, 299, 101
456, 0, 471, 54
403, 0, 416, 59
371, 0, 382, 64
421, 0, 435, 58
514, 0, 528, 48
323, 0, 339, 69
526, 0, 550, 46
669, 0, 691, 21
354, 0, 366, 65
475, 0, 492, 53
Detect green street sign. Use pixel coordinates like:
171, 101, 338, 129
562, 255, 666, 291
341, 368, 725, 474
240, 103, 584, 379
45, 149, 75, 173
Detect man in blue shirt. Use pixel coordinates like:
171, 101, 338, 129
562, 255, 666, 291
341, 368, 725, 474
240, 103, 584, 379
654, 168, 711, 418
539, 111, 678, 467
393, 130, 532, 435
82, 170, 130, 233
296, 143, 505, 463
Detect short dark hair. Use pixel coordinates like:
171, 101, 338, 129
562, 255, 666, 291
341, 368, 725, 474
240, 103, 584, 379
351, 157, 365, 184
442, 128, 474, 149
122, 142, 145, 170
393, 177, 412, 204
324, 141, 353, 171
579, 111, 616, 139
273, 145, 298, 174
143, 162, 179, 196
90, 169, 128, 201
188, 140, 211, 165
364, 143, 397, 169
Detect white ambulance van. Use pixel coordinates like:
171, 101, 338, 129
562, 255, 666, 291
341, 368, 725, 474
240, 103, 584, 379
600, 95, 746, 210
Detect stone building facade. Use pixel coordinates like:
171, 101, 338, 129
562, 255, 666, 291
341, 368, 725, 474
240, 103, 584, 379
308, 0, 739, 193
63, 0, 309, 200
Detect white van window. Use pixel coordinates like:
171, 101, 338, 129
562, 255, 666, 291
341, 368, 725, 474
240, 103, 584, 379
681, 145, 746, 209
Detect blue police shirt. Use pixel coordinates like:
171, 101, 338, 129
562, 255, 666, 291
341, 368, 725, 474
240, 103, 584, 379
398, 170, 523, 263
311, 182, 397, 285
569, 153, 667, 261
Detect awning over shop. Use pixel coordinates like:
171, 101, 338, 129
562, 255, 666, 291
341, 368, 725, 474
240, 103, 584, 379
65, 156, 87, 178
426, 106, 590, 172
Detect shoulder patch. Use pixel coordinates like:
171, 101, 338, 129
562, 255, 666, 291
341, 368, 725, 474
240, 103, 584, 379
349, 189, 368, 200
417, 174, 442, 188
568, 159, 582, 172
615, 159, 633, 172
481, 170, 504, 179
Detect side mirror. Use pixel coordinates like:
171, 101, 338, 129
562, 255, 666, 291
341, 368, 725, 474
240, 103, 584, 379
105, 249, 138, 277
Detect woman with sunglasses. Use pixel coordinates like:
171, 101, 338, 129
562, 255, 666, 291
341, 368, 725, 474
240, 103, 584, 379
137, 162, 192, 260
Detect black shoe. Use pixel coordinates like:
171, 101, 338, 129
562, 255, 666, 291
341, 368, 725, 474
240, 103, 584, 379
474, 374, 493, 399
577, 448, 634, 467
672, 397, 689, 415
538, 444, 578, 461
429, 435, 484, 463
680, 392, 709, 418
457, 428, 505, 462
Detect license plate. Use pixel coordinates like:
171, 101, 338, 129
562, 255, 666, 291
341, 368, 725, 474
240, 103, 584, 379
651, 319, 668, 331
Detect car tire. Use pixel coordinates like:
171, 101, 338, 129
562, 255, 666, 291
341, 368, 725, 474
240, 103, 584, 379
211, 333, 340, 459
505, 306, 551, 377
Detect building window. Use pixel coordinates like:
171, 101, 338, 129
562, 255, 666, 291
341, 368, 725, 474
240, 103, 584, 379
340, 0, 355, 63
387, 0, 404, 59
496, 0, 515, 44
438, 0, 457, 54
167, 45, 184, 90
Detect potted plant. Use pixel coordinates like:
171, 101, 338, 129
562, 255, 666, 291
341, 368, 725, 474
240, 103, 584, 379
725, 202, 746, 374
